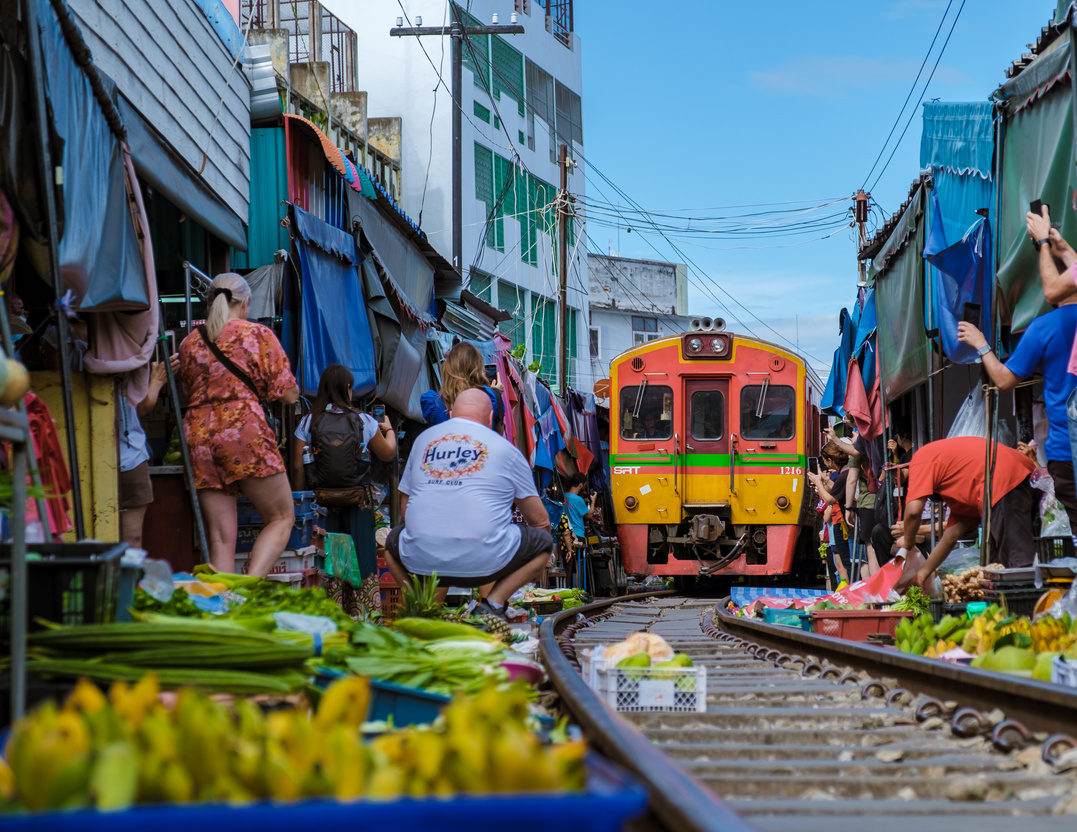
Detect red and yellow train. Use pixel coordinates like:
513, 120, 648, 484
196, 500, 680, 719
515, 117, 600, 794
609, 319, 823, 584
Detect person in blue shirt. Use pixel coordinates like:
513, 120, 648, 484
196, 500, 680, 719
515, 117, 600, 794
563, 475, 597, 543
958, 302, 1077, 529
420, 342, 504, 432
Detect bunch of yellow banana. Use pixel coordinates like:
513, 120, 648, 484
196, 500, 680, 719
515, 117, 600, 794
2, 675, 587, 813
1030, 615, 1077, 654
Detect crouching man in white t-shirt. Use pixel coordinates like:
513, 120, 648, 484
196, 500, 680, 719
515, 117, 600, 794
383, 388, 553, 618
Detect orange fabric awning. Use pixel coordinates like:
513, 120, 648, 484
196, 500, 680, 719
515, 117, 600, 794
284, 113, 347, 177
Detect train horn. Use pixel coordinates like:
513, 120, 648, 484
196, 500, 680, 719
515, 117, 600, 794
712, 317, 726, 332
690, 318, 703, 331
699, 317, 714, 331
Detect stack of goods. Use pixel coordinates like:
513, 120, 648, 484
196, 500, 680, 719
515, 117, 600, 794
942, 567, 984, 603
978, 565, 1041, 616
0, 676, 587, 813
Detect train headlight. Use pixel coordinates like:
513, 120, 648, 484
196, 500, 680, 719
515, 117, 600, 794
711, 338, 725, 354
687, 337, 703, 353
775, 495, 789, 509
624, 495, 638, 509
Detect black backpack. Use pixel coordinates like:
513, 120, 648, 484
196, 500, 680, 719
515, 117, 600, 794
305, 410, 370, 489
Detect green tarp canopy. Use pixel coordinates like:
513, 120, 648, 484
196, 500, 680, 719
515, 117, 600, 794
993, 40, 1077, 331
874, 186, 931, 401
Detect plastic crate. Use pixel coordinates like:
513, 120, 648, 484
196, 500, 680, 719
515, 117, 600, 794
236, 491, 316, 525
234, 547, 324, 576
1037, 535, 1075, 562
587, 647, 706, 713
235, 514, 315, 553
379, 579, 403, 621
0, 542, 126, 637
0, 753, 646, 832
313, 671, 450, 727
982, 587, 1045, 618
1053, 655, 1077, 688
116, 563, 142, 623
522, 599, 563, 616
809, 609, 914, 641
762, 607, 810, 629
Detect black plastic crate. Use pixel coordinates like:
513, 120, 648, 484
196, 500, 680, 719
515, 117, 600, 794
0, 542, 126, 637
982, 587, 1045, 618
1037, 536, 1075, 562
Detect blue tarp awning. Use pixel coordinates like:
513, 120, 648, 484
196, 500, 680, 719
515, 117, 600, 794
291, 205, 376, 396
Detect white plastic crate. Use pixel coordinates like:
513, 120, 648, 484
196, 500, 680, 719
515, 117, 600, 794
1054, 655, 1077, 689
234, 547, 323, 576
586, 646, 706, 713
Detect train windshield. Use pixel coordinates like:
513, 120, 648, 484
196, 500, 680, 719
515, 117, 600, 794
620, 385, 673, 440
740, 384, 795, 440
690, 390, 724, 440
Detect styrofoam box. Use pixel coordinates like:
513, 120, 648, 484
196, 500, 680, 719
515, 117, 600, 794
586, 645, 706, 713
234, 547, 323, 576
1054, 655, 1077, 688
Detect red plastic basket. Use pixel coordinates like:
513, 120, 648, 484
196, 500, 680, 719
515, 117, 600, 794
379, 578, 403, 621
809, 609, 913, 641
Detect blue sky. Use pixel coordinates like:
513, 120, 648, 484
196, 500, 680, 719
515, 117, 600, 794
575, 0, 1055, 376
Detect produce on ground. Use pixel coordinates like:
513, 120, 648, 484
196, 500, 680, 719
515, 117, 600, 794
601, 632, 675, 664
399, 573, 514, 642
890, 586, 930, 616
942, 567, 984, 602
0, 675, 585, 813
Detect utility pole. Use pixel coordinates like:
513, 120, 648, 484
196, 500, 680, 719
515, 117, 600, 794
557, 144, 570, 396
854, 189, 870, 285
390, 11, 524, 275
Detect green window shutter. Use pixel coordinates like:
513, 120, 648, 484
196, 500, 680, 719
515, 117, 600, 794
468, 270, 493, 303
532, 296, 557, 384
474, 143, 494, 250
491, 35, 525, 117
473, 101, 491, 123
498, 282, 527, 350
455, 5, 489, 88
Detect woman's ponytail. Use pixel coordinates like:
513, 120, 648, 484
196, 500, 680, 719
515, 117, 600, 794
204, 273, 251, 342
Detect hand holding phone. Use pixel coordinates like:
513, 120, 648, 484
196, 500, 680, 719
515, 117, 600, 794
372, 404, 386, 419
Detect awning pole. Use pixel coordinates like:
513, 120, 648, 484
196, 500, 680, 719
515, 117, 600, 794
25, 0, 85, 537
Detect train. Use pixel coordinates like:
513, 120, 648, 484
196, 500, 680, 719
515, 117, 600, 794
608, 318, 824, 586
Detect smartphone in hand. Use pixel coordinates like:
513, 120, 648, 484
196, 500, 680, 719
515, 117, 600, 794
372, 404, 386, 419
961, 302, 981, 326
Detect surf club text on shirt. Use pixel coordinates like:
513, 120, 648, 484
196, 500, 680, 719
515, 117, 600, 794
420, 433, 489, 483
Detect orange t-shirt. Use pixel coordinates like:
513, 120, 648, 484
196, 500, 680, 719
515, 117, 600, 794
905, 437, 1035, 525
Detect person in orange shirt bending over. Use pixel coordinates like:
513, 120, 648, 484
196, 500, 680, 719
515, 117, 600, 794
894, 436, 1037, 591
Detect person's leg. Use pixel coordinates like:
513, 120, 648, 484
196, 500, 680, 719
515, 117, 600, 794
485, 525, 554, 605
871, 521, 897, 566
990, 478, 1036, 568
119, 462, 153, 549
1047, 460, 1077, 533
120, 505, 148, 548
487, 553, 549, 606
238, 473, 295, 577
197, 489, 239, 571
382, 526, 414, 589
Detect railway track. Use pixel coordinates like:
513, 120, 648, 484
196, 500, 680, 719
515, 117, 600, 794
539, 593, 1077, 832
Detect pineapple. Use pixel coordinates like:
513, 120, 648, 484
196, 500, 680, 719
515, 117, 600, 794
400, 573, 443, 618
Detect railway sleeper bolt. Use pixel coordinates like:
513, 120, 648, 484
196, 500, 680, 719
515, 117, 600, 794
1042, 733, 1077, 765
819, 665, 843, 681
801, 661, 823, 678
743, 642, 760, 654
753, 645, 770, 659
886, 687, 913, 708
860, 679, 889, 699
837, 671, 860, 685
991, 719, 1033, 752
914, 697, 949, 721
951, 707, 991, 738
764, 649, 780, 662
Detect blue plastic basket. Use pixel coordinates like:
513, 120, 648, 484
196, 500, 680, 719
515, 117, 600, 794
236, 491, 316, 525
0, 754, 647, 832
235, 513, 315, 553
314, 672, 450, 728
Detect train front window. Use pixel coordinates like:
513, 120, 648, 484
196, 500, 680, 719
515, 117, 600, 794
620, 385, 673, 440
690, 391, 724, 440
740, 384, 795, 440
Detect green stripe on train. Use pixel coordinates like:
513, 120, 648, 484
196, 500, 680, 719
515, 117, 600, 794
612, 454, 806, 467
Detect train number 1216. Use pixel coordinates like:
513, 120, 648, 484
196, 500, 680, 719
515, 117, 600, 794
781, 466, 804, 475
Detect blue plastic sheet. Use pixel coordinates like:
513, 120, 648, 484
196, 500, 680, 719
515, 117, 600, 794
821, 308, 855, 416
924, 189, 993, 365
291, 205, 376, 396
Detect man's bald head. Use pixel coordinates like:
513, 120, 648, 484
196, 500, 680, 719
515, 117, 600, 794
450, 387, 493, 427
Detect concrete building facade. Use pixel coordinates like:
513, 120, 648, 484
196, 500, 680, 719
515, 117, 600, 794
328, 0, 588, 390
584, 253, 695, 401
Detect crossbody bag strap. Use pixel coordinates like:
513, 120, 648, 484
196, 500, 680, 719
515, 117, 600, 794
197, 325, 262, 401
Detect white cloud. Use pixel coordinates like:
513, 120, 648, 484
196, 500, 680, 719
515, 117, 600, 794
749, 55, 969, 98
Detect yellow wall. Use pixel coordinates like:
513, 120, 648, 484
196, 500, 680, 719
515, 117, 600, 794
31, 371, 119, 542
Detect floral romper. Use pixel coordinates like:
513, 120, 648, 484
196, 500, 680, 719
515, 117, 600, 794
179, 319, 297, 495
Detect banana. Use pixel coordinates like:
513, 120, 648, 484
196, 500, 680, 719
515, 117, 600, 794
314, 676, 371, 732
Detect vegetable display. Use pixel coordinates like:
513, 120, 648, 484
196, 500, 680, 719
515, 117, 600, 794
0, 676, 586, 813
942, 567, 984, 602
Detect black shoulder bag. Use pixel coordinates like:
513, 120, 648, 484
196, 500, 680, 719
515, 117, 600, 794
197, 325, 282, 444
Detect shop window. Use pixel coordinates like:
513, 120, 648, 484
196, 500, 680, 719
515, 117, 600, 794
740, 384, 796, 440
620, 385, 673, 440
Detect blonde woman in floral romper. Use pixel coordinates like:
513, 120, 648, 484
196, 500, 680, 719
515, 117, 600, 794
179, 273, 300, 576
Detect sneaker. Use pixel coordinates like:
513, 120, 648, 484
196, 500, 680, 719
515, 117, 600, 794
474, 598, 508, 620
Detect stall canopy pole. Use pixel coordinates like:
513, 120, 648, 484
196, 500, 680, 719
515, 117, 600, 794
24, 0, 85, 537
175, 263, 210, 561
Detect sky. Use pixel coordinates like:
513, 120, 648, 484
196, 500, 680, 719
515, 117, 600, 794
574, 0, 1056, 377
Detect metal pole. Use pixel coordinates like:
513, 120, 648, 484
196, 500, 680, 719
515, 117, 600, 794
558, 143, 569, 396
10, 433, 27, 722
451, 18, 462, 274
185, 262, 194, 337
25, 0, 85, 538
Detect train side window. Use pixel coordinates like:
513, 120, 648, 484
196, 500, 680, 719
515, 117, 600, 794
620, 384, 673, 440
740, 384, 796, 440
690, 391, 724, 440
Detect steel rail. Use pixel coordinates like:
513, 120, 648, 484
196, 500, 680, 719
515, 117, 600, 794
539, 592, 759, 832
713, 600, 1077, 736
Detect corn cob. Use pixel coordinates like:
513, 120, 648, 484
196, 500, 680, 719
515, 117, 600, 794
391, 617, 500, 643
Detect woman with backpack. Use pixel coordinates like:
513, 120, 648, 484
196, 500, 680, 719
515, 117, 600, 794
294, 365, 396, 584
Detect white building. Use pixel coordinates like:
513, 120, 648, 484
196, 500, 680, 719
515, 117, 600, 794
584, 253, 695, 400
329, 0, 588, 390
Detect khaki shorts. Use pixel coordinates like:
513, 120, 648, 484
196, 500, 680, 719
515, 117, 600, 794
120, 461, 154, 509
